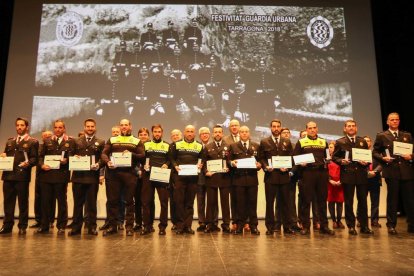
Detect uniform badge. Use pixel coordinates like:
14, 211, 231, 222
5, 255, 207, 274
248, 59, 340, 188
23, 143, 28, 148
404, 137, 407, 142
360, 142, 363, 146
95, 142, 99, 146
65, 143, 70, 147
224, 146, 228, 151
283, 142, 287, 146
319, 140, 323, 145
56, 11, 83, 47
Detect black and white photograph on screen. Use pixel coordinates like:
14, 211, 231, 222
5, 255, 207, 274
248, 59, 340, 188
34, 4, 350, 140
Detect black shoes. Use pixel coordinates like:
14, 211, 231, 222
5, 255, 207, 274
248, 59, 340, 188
118, 224, 125, 231
360, 227, 374, 235
300, 228, 310, 235
18, 228, 26, 235
222, 226, 231, 234
36, 228, 49, 234
99, 222, 110, 231
140, 228, 152, 235
29, 222, 41, 229
68, 230, 81, 236
184, 228, 195, 234
371, 221, 382, 228
250, 228, 260, 235
349, 228, 358, 235
126, 229, 134, 236
0, 227, 12, 234
103, 227, 118, 236
283, 228, 296, 235
320, 227, 335, 235
388, 227, 397, 235
88, 229, 98, 236
57, 229, 65, 235
196, 224, 206, 232
133, 224, 142, 232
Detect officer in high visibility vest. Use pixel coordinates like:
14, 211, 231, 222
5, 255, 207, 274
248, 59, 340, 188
140, 124, 170, 236
293, 121, 334, 236
168, 125, 203, 234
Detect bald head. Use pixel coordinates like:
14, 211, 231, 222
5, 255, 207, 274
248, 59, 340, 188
184, 125, 196, 142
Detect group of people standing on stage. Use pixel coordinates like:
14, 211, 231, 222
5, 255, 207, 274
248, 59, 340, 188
1, 112, 414, 237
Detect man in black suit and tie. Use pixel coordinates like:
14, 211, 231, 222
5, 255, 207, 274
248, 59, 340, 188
0, 117, 39, 235
203, 125, 232, 233
332, 119, 373, 235
68, 118, 105, 236
37, 119, 75, 234
373, 112, 414, 234
191, 83, 216, 129
259, 119, 295, 235
229, 125, 262, 235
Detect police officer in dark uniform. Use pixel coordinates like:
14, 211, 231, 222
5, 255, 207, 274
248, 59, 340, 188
0, 117, 39, 235
293, 121, 334, 235
168, 125, 203, 234
332, 119, 373, 235
183, 18, 203, 49
259, 119, 295, 235
203, 125, 232, 233
37, 119, 76, 234
162, 20, 179, 48
229, 125, 261, 235
373, 112, 414, 234
101, 119, 145, 236
140, 124, 171, 236
68, 118, 105, 236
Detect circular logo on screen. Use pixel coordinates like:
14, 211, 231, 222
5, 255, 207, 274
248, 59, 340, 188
306, 16, 333, 49
56, 11, 83, 47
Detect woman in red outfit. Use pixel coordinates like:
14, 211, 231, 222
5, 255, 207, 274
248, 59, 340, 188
327, 141, 345, 229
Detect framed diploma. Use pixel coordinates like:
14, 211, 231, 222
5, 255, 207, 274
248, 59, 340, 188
207, 159, 224, 173
69, 156, 91, 171
0, 156, 14, 171
44, 155, 61, 169
271, 156, 292, 169
236, 157, 257, 169
150, 167, 171, 183
351, 148, 372, 163
178, 164, 198, 176
293, 153, 315, 165
393, 141, 413, 156
112, 152, 132, 167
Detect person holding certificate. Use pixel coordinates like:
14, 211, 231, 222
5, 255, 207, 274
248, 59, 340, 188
203, 125, 232, 233
68, 118, 105, 236
332, 120, 372, 235
229, 125, 262, 235
140, 124, 170, 236
373, 112, 414, 234
0, 117, 38, 235
37, 119, 75, 234
258, 119, 295, 235
168, 125, 203, 235
293, 121, 334, 235
101, 119, 145, 236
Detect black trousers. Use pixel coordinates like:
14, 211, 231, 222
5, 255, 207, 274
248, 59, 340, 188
141, 173, 169, 230
104, 178, 125, 224
206, 186, 229, 227
71, 182, 98, 231
40, 182, 68, 230
297, 180, 319, 225
235, 185, 258, 227
328, 202, 343, 222
343, 182, 368, 228
367, 181, 381, 222
107, 171, 137, 230
197, 185, 207, 225
230, 184, 238, 225
299, 169, 328, 229
34, 177, 55, 224
384, 178, 414, 228
135, 178, 143, 226
169, 185, 177, 225
2, 181, 29, 229
265, 182, 290, 230
173, 175, 198, 230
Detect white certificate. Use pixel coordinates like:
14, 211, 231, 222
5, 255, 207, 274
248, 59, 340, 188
69, 156, 91, 171
352, 148, 372, 163
393, 141, 413, 156
271, 156, 292, 169
236, 157, 257, 169
207, 159, 224, 173
178, 164, 198, 176
150, 167, 171, 183
0, 156, 14, 171
112, 152, 132, 167
44, 155, 61, 169
293, 153, 315, 165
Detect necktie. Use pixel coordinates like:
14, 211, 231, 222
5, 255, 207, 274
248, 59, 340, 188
234, 135, 239, 142
275, 137, 278, 144
17, 137, 21, 143
216, 142, 220, 148
87, 137, 92, 142
243, 142, 247, 150
351, 137, 355, 144
393, 132, 398, 139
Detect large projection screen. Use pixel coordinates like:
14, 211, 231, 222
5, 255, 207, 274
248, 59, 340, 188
0, 0, 382, 218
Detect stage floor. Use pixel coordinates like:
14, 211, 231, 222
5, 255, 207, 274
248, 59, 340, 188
1, 218, 414, 275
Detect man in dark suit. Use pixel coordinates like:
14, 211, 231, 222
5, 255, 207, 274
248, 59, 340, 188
203, 125, 232, 233
68, 118, 105, 236
0, 117, 39, 235
332, 120, 373, 235
373, 112, 414, 234
191, 83, 217, 129
37, 119, 75, 234
229, 125, 262, 235
259, 119, 295, 235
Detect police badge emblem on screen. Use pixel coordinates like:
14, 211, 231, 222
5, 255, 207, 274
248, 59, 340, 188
56, 11, 84, 47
